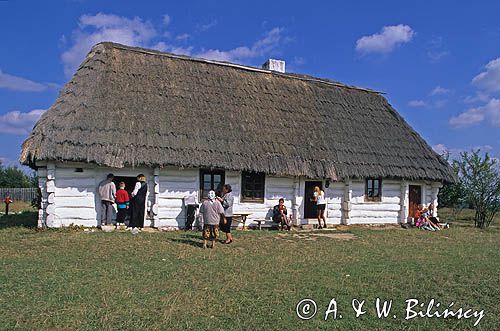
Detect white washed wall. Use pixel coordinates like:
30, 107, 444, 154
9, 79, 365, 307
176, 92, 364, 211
156, 169, 296, 228
45, 163, 154, 227
39, 161, 444, 228
229, 172, 295, 227
349, 180, 401, 224
157, 167, 198, 228
54, 166, 97, 227
325, 182, 344, 224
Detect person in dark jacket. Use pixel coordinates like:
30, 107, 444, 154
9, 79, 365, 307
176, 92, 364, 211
273, 198, 291, 231
217, 184, 234, 244
129, 174, 148, 230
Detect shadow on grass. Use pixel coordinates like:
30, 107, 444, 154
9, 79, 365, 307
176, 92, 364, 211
168, 237, 203, 248
0, 211, 38, 229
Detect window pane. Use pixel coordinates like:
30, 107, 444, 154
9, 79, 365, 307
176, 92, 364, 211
204, 174, 211, 182
241, 171, 265, 201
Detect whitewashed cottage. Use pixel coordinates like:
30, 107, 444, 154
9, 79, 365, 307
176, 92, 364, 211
20, 42, 456, 228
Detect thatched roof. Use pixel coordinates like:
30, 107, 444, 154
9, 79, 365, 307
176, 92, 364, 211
20, 42, 456, 182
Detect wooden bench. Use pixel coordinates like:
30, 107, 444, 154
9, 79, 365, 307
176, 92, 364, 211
231, 212, 252, 230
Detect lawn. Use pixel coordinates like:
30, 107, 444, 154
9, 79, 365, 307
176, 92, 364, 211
0, 209, 498, 330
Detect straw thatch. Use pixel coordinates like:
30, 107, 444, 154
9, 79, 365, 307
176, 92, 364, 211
20, 42, 456, 182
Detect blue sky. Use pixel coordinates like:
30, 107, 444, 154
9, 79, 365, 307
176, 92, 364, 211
1, 0, 499, 170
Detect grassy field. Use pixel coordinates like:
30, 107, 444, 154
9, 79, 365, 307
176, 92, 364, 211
0, 201, 34, 215
0, 209, 498, 330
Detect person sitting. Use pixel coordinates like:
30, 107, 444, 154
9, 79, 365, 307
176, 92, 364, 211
427, 203, 449, 229
422, 205, 441, 230
273, 198, 291, 231
415, 205, 437, 231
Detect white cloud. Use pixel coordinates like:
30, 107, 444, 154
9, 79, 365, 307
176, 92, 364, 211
0, 70, 56, 92
408, 100, 427, 107
195, 27, 284, 62
0, 109, 46, 135
197, 20, 217, 32
433, 99, 448, 109
429, 85, 450, 96
464, 91, 490, 104
432, 144, 449, 155
427, 50, 449, 63
292, 56, 305, 65
61, 13, 158, 77
152, 42, 193, 56
472, 58, 500, 93
61, 13, 288, 77
175, 33, 190, 41
426, 36, 449, 63
355, 24, 414, 54
450, 98, 500, 128
432, 144, 497, 161
163, 14, 171, 26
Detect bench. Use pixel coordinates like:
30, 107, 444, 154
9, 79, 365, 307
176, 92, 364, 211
231, 212, 252, 230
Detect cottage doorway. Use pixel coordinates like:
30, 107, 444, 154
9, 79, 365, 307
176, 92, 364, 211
304, 181, 323, 219
408, 185, 422, 219
113, 176, 137, 197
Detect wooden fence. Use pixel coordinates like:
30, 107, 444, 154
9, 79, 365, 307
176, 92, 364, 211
0, 188, 38, 202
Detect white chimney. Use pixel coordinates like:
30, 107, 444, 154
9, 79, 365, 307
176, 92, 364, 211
262, 59, 285, 73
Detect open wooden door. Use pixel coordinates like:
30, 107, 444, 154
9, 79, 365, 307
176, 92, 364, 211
304, 181, 322, 219
408, 185, 422, 220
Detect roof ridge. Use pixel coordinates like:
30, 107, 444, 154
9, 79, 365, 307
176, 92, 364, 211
94, 42, 383, 95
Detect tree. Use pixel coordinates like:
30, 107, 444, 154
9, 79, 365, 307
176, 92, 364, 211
0, 161, 37, 188
438, 157, 466, 221
455, 150, 500, 228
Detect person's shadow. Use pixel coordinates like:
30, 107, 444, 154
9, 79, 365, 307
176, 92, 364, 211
167, 232, 203, 247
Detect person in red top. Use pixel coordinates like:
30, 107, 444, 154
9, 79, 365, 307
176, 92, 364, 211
4, 195, 13, 215
115, 182, 130, 226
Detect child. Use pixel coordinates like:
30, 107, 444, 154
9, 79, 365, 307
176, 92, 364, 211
415, 205, 435, 231
115, 182, 130, 226
200, 190, 226, 249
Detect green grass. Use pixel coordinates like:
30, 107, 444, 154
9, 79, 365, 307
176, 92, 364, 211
0, 209, 498, 330
0, 201, 36, 215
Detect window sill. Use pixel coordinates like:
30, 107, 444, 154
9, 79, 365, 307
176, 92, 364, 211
364, 197, 382, 203
240, 198, 265, 204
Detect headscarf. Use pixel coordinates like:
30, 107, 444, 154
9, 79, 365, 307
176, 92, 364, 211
208, 190, 216, 201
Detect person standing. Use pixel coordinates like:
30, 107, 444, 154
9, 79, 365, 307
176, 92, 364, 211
98, 173, 116, 226
129, 174, 148, 230
313, 186, 327, 229
3, 195, 13, 216
200, 190, 226, 249
217, 184, 234, 244
115, 181, 130, 226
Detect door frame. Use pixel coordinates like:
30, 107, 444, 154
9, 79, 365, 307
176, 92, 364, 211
303, 180, 323, 219
408, 184, 422, 220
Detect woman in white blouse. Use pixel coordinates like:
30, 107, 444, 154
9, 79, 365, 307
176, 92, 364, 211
313, 186, 327, 229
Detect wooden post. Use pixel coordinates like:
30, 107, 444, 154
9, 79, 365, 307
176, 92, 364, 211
152, 167, 160, 227
399, 181, 409, 223
342, 179, 352, 225
46, 162, 56, 227
292, 177, 300, 225
431, 182, 442, 217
